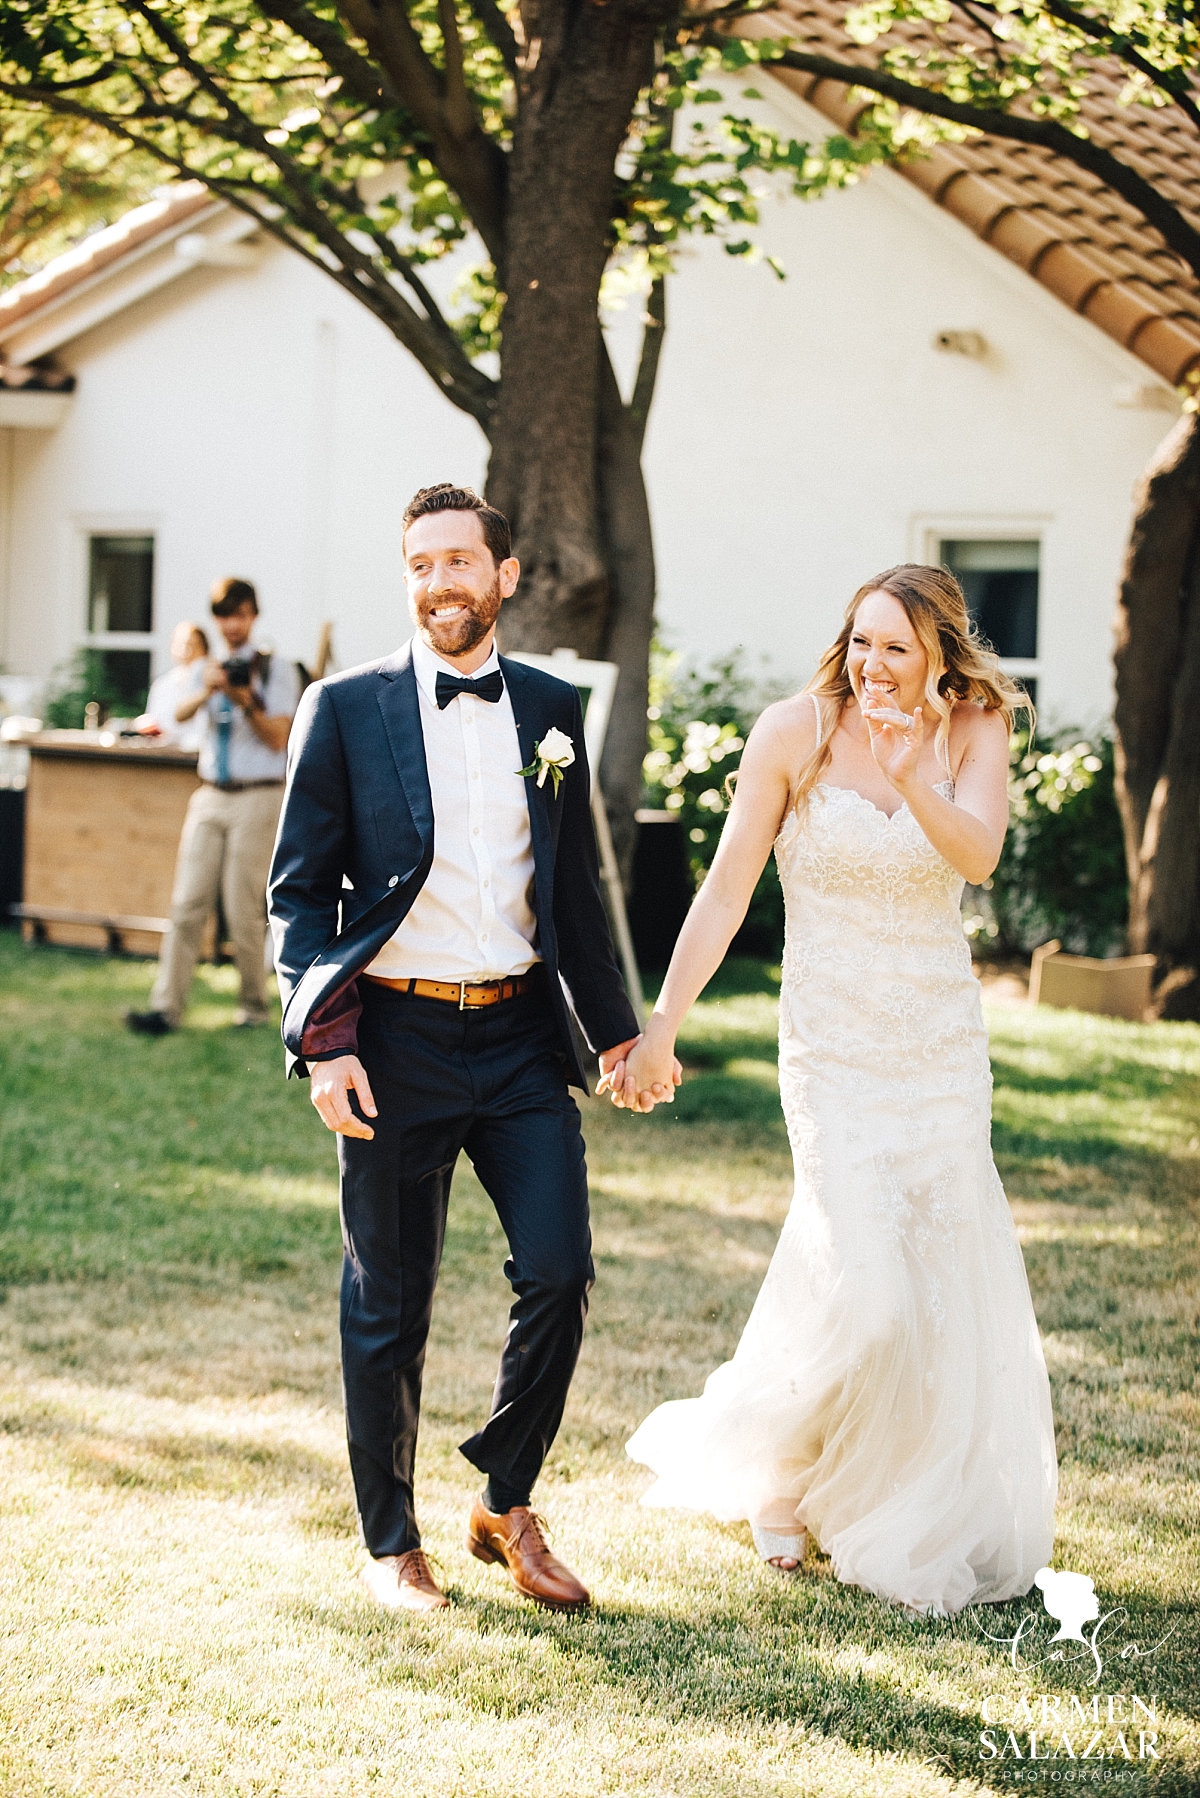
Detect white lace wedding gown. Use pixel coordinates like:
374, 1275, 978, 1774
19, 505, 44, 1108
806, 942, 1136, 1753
626, 753, 1058, 1616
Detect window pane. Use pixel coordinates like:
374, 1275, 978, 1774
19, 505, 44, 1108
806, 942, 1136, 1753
941, 539, 1039, 572
940, 539, 1039, 660
89, 535, 154, 634
98, 649, 152, 713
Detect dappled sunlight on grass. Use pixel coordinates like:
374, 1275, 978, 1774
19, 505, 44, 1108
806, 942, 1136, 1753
987, 1005, 1200, 1163
0, 942, 1197, 1793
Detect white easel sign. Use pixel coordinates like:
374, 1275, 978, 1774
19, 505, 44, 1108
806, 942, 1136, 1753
506, 648, 644, 1022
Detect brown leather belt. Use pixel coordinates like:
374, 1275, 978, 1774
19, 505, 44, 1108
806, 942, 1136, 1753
201, 778, 285, 792
363, 972, 538, 1010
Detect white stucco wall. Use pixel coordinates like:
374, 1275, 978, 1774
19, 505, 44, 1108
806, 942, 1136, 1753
637, 84, 1176, 729
0, 79, 1178, 732
1, 247, 487, 690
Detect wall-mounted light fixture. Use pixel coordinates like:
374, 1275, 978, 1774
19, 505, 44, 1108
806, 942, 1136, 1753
933, 329, 988, 359
175, 232, 262, 269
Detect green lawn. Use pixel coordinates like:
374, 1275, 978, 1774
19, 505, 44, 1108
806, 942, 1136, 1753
0, 937, 1196, 1797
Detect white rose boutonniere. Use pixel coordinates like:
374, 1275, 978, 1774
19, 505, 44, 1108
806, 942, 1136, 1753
517, 727, 576, 796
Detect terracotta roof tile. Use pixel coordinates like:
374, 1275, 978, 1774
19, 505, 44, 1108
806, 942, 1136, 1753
749, 2, 1200, 385
0, 183, 217, 335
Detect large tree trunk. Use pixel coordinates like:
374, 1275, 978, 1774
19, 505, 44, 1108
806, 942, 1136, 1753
596, 345, 657, 879
486, 4, 668, 868
486, 5, 659, 653
1113, 410, 1200, 1017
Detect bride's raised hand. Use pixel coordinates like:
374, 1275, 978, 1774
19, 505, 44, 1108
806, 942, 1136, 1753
865, 700, 924, 791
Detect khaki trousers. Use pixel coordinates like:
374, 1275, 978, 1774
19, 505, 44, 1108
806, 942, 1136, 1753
150, 783, 283, 1025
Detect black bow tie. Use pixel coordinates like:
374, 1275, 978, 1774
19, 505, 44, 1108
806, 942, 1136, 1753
434, 669, 504, 710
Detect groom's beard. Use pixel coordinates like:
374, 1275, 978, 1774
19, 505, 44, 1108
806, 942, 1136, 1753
416, 575, 503, 660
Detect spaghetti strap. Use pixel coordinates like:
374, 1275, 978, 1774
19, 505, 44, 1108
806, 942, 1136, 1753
811, 692, 823, 747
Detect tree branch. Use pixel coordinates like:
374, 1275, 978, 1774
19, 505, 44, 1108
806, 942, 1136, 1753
336, 0, 508, 265
10, 63, 121, 90
118, 5, 485, 394
0, 77, 497, 427
957, 0, 1200, 135
628, 273, 665, 454
438, 0, 476, 139
464, 0, 521, 80
743, 40, 1200, 284
357, 216, 492, 391
253, 0, 395, 109
955, 0, 1013, 74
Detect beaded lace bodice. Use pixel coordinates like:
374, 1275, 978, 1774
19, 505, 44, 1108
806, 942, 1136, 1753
774, 780, 989, 1104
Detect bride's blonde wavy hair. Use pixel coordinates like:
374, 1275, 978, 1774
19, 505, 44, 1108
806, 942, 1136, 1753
793, 563, 1032, 811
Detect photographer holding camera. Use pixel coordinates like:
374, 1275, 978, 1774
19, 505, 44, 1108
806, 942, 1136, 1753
127, 577, 299, 1036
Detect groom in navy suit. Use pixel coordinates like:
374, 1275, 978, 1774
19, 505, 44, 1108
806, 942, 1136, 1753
268, 484, 642, 1614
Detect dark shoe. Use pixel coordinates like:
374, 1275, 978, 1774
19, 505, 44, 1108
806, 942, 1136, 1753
125, 1010, 174, 1036
360, 1548, 450, 1613
467, 1497, 590, 1612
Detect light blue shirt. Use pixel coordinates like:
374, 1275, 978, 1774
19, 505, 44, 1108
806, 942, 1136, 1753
194, 647, 299, 784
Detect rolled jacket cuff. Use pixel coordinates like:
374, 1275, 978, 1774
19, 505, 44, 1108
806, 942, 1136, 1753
299, 977, 362, 1061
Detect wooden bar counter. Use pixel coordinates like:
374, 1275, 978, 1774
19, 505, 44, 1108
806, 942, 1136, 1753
18, 732, 201, 954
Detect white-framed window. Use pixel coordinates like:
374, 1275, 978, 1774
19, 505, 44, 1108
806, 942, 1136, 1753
913, 519, 1045, 708
82, 531, 156, 712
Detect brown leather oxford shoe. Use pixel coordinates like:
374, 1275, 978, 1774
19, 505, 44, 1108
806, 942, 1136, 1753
360, 1547, 450, 1613
466, 1497, 590, 1613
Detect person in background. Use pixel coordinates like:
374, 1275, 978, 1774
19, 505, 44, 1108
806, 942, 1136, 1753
137, 621, 210, 748
126, 577, 298, 1036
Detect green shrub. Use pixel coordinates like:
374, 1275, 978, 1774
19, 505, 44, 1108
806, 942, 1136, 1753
966, 731, 1128, 958
42, 648, 146, 729
641, 650, 784, 957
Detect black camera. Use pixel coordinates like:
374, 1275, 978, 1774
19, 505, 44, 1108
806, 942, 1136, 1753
222, 658, 253, 688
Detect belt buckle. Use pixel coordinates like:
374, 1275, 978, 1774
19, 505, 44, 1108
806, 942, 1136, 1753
458, 981, 467, 1011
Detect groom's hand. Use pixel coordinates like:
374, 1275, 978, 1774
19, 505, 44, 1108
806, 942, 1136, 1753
596, 1037, 640, 1097
597, 1035, 683, 1112
310, 1054, 378, 1139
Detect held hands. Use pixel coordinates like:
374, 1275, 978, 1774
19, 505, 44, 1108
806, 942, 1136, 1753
863, 693, 924, 791
596, 1021, 683, 1113
310, 1054, 378, 1139
314, 1037, 686, 1136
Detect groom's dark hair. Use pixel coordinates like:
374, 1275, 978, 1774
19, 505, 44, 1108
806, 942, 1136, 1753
402, 483, 511, 566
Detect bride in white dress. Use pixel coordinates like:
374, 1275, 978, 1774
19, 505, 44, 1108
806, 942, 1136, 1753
610, 565, 1058, 1616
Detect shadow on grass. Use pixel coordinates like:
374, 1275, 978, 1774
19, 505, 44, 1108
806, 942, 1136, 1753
288, 1579, 1190, 1790
991, 1124, 1162, 1166
0, 1183, 340, 1287
0, 1393, 341, 1493
663, 1071, 785, 1128
989, 1049, 1189, 1104
288, 1589, 976, 1765
64, 1427, 340, 1497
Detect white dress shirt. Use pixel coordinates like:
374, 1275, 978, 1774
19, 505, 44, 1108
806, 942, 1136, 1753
144, 663, 206, 750
364, 634, 541, 983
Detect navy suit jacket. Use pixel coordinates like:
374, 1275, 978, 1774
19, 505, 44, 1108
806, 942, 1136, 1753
267, 643, 639, 1089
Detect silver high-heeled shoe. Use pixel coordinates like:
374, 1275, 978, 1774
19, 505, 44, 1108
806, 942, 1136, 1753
752, 1525, 808, 1570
